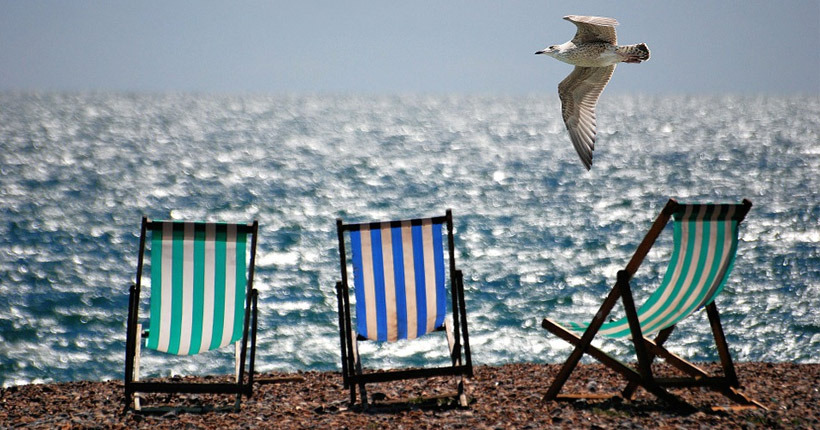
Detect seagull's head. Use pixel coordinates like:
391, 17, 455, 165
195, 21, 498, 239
535, 45, 558, 57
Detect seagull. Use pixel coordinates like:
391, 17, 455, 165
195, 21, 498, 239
536, 15, 650, 170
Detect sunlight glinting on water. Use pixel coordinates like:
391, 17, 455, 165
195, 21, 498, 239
0, 93, 818, 387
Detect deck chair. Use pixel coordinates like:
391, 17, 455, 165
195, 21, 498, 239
335, 209, 473, 407
542, 199, 766, 411
124, 218, 259, 411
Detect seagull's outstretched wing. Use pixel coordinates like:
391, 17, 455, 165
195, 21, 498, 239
557, 65, 616, 170
565, 15, 618, 45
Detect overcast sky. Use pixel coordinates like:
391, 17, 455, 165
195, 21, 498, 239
1, 1, 818, 95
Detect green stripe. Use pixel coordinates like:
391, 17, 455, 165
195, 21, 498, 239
609, 216, 695, 338
670, 215, 710, 322
600, 208, 698, 338
700, 218, 735, 306
569, 321, 588, 332
232, 232, 247, 342
646, 212, 712, 333
189, 226, 206, 354
693, 209, 727, 309
167, 226, 185, 355
709, 220, 739, 301
716, 220, 739, 299
694, 210, 730, 308
147, 228, 163, 350
565, 205, 743, 339
660, 215, 699, 324
210, 228, 227, 350
641, 220, 684, 313
671, 215, 698, 311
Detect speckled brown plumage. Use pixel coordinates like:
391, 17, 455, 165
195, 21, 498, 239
536, 15, 650, 170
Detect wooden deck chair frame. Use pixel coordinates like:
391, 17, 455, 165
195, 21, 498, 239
541, 199, 766, 412
335, 209, 473, 407
124, 217, 259, 411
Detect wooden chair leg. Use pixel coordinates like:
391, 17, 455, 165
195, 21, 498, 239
453, 377, 468, 407
446, 318, 469, 407
621, 325, 675, 399
455, 270, 473, 376
706, 303, 739, 387
543, 318, 695, 411
351, 335, 367, 407
133, 323, 142, 411
617, 273, 653, 382
542, 286, 622, 401
358, 381, 367, 408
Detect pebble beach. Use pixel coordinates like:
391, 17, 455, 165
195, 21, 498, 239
2, 362, 818, 429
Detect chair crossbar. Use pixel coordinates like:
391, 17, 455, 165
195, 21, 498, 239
127, 381, 251, 396
542, 318, 642, 383
654, 377, 731, 388
541, 199, 764, 411
350, 365, 472, 385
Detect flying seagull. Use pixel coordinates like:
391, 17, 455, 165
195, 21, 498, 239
536, 15, 650, 170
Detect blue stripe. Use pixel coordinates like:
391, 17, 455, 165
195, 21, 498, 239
369, 228, 388, 341
411, 224, 428, 337
432, 223, 446, 329
350, 229, 368, 339
391, 226, 408, 340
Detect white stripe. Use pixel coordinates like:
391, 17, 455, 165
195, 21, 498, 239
200, 223, 216, 352
360, 227, 378, 340
642, 205, 707, 334
698, 206, 736, 307
673, 208, 720, 317
157, 222, 174, 352
177, 222, 195, 355
221, 224, 238, 347
401, 222, 418, 339
599, 205, 694, 337
642, 206, 715, 334
380, 223, 398, 341
422, 219, 437, 334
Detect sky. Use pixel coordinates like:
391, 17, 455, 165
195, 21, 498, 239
1, 1, 818, 95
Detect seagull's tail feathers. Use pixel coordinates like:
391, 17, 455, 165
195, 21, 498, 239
617, 43, 650, 63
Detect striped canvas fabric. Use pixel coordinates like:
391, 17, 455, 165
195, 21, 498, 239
146, 222, 248, 355
565, 204, 742, 338
349, 219, 447, 342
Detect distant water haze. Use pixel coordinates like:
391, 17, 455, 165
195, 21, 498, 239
0, 93, 818, 387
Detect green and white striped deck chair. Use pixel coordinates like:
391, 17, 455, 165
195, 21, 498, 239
541, 199, 765, 411
124, 218, 259, 411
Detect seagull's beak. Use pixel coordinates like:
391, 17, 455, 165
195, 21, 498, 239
535, 50, 546, 55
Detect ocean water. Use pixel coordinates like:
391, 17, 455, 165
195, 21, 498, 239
0, 92, 818, 388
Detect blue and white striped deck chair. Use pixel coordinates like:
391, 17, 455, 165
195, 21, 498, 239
335, 210, 473, 407
542, 199, 765, 411
125, 218, 259, 411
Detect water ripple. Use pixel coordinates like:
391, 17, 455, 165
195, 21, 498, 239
1, 93, 818, 387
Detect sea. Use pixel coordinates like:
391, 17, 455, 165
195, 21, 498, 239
1, 92, 818, 388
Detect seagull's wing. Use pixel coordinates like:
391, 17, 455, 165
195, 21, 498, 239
558, 65, 616, 170
564, 15, 618, 45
